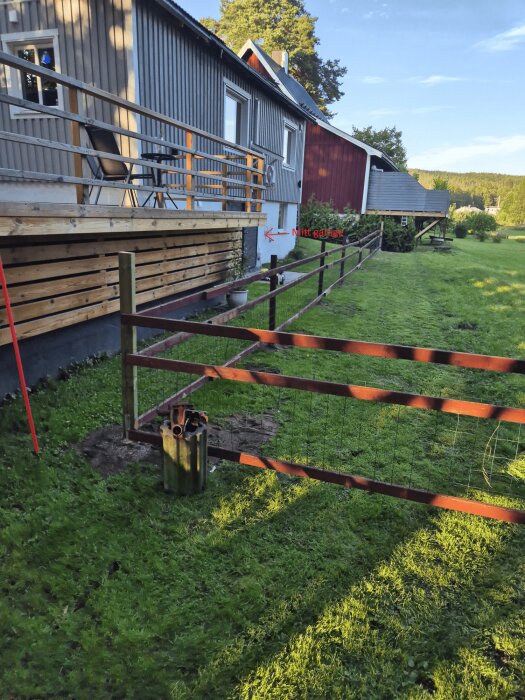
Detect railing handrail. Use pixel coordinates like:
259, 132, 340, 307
0, 50, 262, 161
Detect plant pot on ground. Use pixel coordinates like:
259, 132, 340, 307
226, 249, 249, 308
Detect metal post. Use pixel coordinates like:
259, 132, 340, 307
318, 239, 326, 296
339, 236, 347, 283
119, 252, 138, 438
269, 254, 278, 330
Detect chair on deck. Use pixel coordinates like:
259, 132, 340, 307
85, 125, 153, 206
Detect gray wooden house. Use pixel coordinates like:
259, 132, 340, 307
0, 0, 309, 263
0, 0, 311, 397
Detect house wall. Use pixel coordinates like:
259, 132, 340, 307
302, 122, 367, 213
0, 0, 136, 188
134, 0, 304, 209
367, 172, 450, 214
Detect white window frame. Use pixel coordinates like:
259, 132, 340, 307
282, 119, 297, 170
223, 78, 251, 148
1, 29, 63, 119
278, 202, 288, 231
252, 97, 260, 146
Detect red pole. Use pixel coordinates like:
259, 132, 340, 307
0, 256, 39, 454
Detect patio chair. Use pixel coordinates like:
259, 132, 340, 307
85, 125, 153, 206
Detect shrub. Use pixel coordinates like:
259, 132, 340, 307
381, 219, 416, 252
299, 196, 341, 234
454, 223, 468, 238
464, 211, 497, 236
475, 230, 487, 242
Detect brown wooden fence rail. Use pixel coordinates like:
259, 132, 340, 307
0, 50, 264, 210
118, 229, 525, 524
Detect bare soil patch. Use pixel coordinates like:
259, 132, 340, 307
79, 414, 279, 477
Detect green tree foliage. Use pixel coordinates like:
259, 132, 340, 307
351, 125, 407, 171
463, 211, 497, 235
499, 178, 525, 226
432, 176, 449, 190
409, 169, 523, 213
201, 0, 347, 117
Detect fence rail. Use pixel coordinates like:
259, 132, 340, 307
119, 226, 525, 524
0, 50, 264, 210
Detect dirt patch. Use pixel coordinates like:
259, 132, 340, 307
80, 414, 279, 477
208, 413, 279, 469
455, 321, 478, 331
78, 425, 161, 478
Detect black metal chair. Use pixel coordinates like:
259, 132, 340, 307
85, 125, 153, 206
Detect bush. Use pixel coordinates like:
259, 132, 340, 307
464, 211, 497, 236
475, 230, 487, 242
299, 196, 341, 234
454, 223, 468, 238
381, 219, 416, 252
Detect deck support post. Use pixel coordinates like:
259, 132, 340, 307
68, 88, 88, 205
119, 252, 138, 438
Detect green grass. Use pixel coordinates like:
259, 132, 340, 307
1, 236, 524, 698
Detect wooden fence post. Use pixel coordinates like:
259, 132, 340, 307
245, 155, 252, 213
269, 254, 278, 330
380, 219, 384, 250
185, 130, 194, 210
119, 252, 138, 438
68, 87, 88, 205
339, 236, 347, 283
318, 239, 326, 296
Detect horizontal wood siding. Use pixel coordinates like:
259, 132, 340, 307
302, 122, 367, 212
0, 228, 241, 345
135, 0, 304, 204
0, 0, 136, 176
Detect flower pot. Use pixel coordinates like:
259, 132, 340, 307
227, 289, 248, 308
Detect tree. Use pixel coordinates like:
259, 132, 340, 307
432, 176, 449, 190
200, 0, 347, 117
464, 211, 497, 234
499, 179, 525, 226
351, 125, 407, 170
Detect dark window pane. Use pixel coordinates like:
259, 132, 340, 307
38, 47, 55, 70
17, 48, 39, 103
38, 48, 59, 106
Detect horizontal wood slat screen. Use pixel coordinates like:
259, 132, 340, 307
0, 229, 241, 346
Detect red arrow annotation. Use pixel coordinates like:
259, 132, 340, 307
264, 227, 290, 242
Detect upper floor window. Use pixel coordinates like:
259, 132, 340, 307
223, 80, 250, 147
283, 122, 297, 169
1, 30, 62, 118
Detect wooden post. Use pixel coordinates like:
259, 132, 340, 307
318, 239, 326, 296
244, 155, 252, 213
68, 87, 88, 204
269, 254, 278, 330
256, 156, 264, 213
119, 252, 138, 438
339, 236, 347, 283
185, 130, 194, 210
221, 160, 228, 211
380, 219, 384, 250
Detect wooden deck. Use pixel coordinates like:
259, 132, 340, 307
0, 203, 265, 345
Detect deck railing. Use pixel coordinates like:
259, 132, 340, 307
0, 50, 265, 211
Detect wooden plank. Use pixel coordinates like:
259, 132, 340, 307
68, 88, 88, 205
0, 271, 226, 345
185, 131, 194, 210
0, 214, 262, 237
366, 210, 447, 218
0, 232, 237, 265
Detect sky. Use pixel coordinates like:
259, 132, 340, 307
176, 0, 525, 175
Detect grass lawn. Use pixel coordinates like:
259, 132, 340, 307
1, 236, 524, 699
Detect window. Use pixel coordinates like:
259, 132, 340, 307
252, 98, 260, 145
278, 202, 288, 230
2, 30, 62, 117
283, 122, 297, 168
223, 81, 250, 147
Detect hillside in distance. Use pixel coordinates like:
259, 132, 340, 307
408, 169, 523, 210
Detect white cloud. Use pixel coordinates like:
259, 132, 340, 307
475, 24, 525, 52
408, 134, 525, 173
341, 6, 349, 12
412, 105, 453, 114
363, 10, 389, 19
361, 76, 386, 84
418, 75, 465, 86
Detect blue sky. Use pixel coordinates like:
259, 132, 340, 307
177, 0, 525, 175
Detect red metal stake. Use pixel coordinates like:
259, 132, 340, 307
0, 256, 39, 454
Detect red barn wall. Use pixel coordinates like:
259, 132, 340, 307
302, 122, 367, 212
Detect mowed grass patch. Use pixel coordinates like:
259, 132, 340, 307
0, 235, 524, 698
